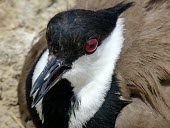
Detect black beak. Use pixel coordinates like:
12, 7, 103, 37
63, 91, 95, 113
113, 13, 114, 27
30, 56, 70, 108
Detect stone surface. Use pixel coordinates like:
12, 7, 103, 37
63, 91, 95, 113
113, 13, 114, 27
0, 0, 75, 127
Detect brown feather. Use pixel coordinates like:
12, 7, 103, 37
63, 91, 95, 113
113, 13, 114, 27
115, 0, 170, 127
18, 31, 47, 126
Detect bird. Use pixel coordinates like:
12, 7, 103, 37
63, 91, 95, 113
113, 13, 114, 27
18, 0, 170, 128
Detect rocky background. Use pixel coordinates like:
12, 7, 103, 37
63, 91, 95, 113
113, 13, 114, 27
0, 0, 75, 127
0, 0, 120, 127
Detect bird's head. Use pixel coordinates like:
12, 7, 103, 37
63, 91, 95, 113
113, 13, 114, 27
30, 2, 133, 108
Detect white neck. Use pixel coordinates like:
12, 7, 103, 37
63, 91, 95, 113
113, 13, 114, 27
62, 18, 125, 128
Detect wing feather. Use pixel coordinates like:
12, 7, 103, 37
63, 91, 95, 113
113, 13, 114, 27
115, 0, 170, 123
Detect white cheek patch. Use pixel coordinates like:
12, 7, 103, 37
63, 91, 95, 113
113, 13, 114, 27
32, 49, 49, 122
62, 18, 125, 128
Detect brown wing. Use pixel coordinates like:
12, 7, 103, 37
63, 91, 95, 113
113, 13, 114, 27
18, 31, 47, 127
115, 0, 170, 127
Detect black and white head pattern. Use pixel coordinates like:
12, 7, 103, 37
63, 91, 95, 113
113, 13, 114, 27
31, 2, 133, 128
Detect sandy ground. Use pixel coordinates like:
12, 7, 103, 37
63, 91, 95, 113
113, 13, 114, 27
0, 0, 122, 127
0, 0, 76, 127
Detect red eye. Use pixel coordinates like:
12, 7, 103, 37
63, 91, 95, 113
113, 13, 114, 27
85, 38, 98, 53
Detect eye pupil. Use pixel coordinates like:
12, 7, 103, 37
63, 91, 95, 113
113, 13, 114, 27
85, 38, 98, 53
90, 44, 95, 48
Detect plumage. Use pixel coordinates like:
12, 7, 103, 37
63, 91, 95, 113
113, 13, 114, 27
18, 0, 170, 128
115, 0, 170, 127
